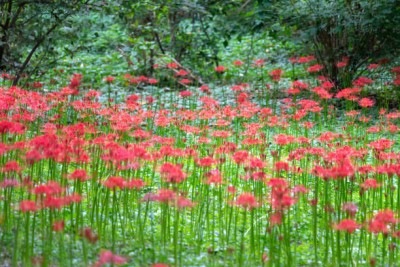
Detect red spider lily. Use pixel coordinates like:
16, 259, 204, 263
269, 69, 283, 81
0, 179, 19, 188
235, 192, 258, 209
360, 179, 380, 190
153, 189, 176, 203
267, 178, 288, 188
253, 59, 265, 67
43, 196, 66, 210
0, 121, 25, 134
297, 55, 315, 63
103, 176, 126, 189
104, 76, 115, 83
69, 73, 82, 89
312, 86, 332, 99
270, 212, 282, 226
125, 178, 146, 190
368, 139, 394, 151
358, 98, 374, 108
352, 76, 374, 87
69, 169, 89, 181
289, 57, 298, 64
52, 220, 65, 232
307, 64, 324, 73
368, 63, 379, 70
166, 62, 179, 69
227, 185, 236, 194
64, 193, 83, 205
292, 80, 308, 89
80, 227, 99, 244
274, 161, 289, 172
247, 157, 265, 170
33, 181, 64, 195
237, 92, 248, 104
176, 196, 195, 209
19, 200, 38, 213
271, 188, 296, 210
148, 78, 158, 84
342, 202, 358, 217
2, 160, 22, 172
199, 84, 210, 93
334, 219, 359, 233
335, 87, 361, 99
369, 220, 389, 234
93, 250, 127, 267
292, 185, 309, 194
215, 65, 227, 72
179, 90, 192, 97
368, 210, 398, 234
232, 150, 249, 164
176, 69, 188, 76
180, 78, 191, 85
159, 163, 187, 183
321, 81, 335, 90
195, 156, 216, 167
273, 134, 296, 146
233, 60, 244, 66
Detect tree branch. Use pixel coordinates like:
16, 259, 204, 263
13, 21, 59, 85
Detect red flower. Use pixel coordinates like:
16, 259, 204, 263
274, 161, 289, 172
69, 169, 89, 181
175, 69, 188, 76
104, 76, 116, 83
176, 196, 194, 209
297, 55, 315, 64
33, 181, 64, 195
236, 192, 258, 209
342, 202, 358, 217
153, 188, 176, 203
179, 90, 192, 97
52, 220, 65, 232
270, 212, 282, 226
2, 160, 21, 172
269, 69, 283, 81
368, 63, 379, 70
334, 219, 359, 233
358, 98, 374, 108
352, 77, 373, 87
93, 250, 127, 267
148, 78, 158, 84
126, 178, 146, 190
199, 85, 210, 93
215, 65, 227, 72
166, 62, 179, 69
307, 64, 324, 73
159, 163, 187, 183
80, 227, 98, 243
360, 179, 380, 190
266, 178, 287, 188
103, 176, 126, 189
180, 78, 191, 85
20, 200, 37, 213
233, 60, 243, 66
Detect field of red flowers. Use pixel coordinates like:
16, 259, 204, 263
0, 59, 399, 266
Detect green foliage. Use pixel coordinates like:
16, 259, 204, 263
0, 0, 96, 84
275, 0, 400, 86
